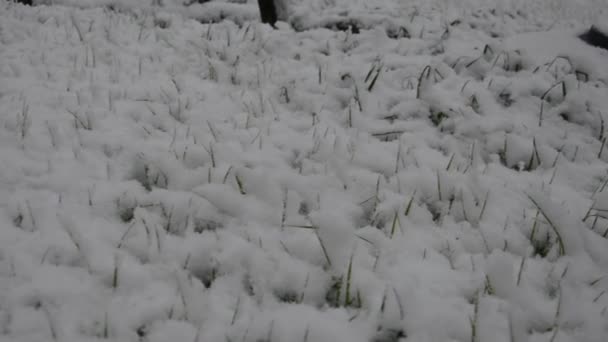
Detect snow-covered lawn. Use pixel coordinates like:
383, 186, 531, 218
1, 1, 608, 341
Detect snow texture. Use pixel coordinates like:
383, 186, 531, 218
1, 0, 608, 342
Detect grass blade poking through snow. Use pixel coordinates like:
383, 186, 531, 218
405, 190, 417, 217
539, 81, 567, 127
390, 211, 401, 238
287, 224, 332, 267
367, 63, 383, 92
112, 254, 119, 290
527, 195, 566, 256
235, 173, 246, 195
316, 230, 332, 268
345, 252, 354, 307
478, 191, 489, 223
417, 65, 432, 99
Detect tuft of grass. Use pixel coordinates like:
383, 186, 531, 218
430, 110, 448, 127
67, 109, 93, 130
325, 252, 361, 308
326, 276, 343, 307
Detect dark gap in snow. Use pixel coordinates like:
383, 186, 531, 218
185, 0, 212, 5
387, 26, 410, 39
11, 0, 32, 5
291, 17, 411, 39
323, 19, 361, 34
372, 327, 407, 342
193, 267, 218, 288
579, 26, 608, 51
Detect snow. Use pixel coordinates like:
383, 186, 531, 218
1, 0, 608, 341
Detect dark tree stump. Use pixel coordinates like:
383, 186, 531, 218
579, 26, 608, 51
258, 0, 278, 27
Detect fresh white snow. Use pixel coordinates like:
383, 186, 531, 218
1, 0, 608, 341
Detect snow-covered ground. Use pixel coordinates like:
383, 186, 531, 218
1, 0, 608, 341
